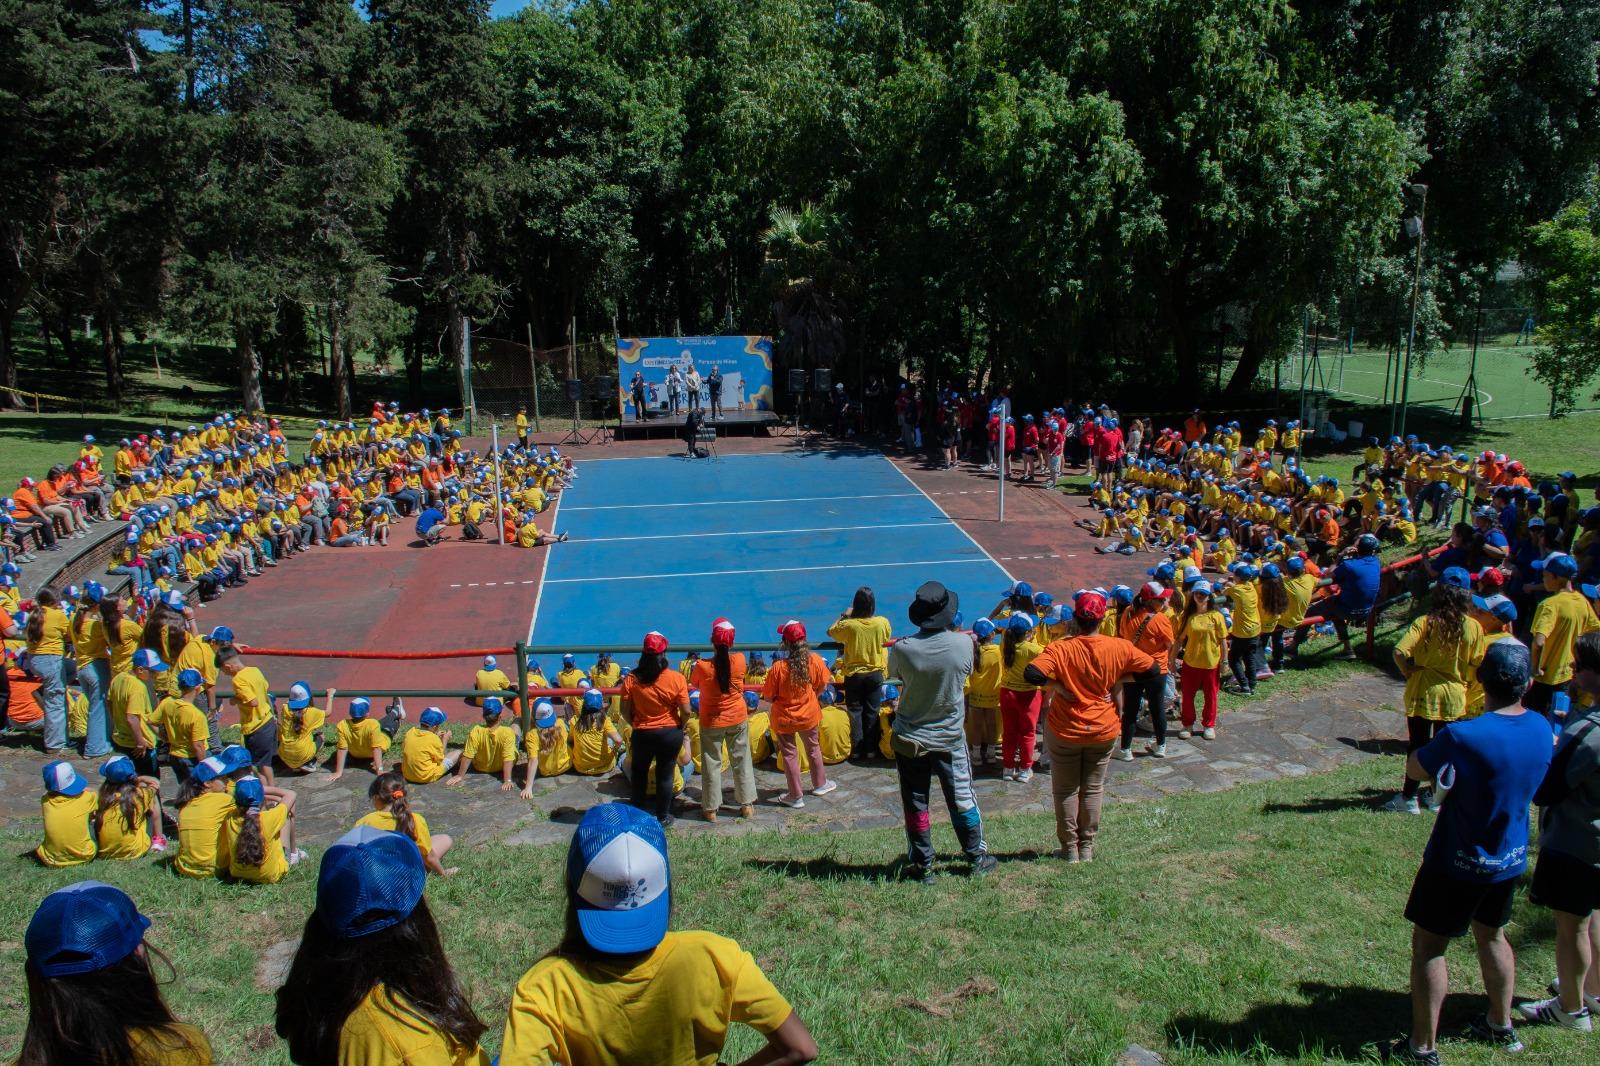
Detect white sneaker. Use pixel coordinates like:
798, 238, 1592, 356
1146, 742, 1167, 758
1015, 768, 1034, 783
1178, 728, 1192, 739
1519, 995, 1593, 1032
1548, 979, 1600, 1015
1383, 793, 1422, 815
1002, 767, 1017, 780
287, 848, 310, 866
776, 794, 805, 809
1113, 746, 1134, 762
1202, 727, 1216, 740
811, 781, 837, 796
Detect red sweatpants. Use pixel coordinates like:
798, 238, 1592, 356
999, 687, 1042, 769
1180, 664, 1220, 728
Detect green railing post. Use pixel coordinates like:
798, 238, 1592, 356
516, 639, 532, 734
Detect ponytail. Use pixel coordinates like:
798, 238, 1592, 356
370, 771, 415, 844
233, 802, 267, 869
713, 644, 732, 692
26, 587, 56, 645
1002, 626, 1021, 668
93, 779, 139, 839
175, 774, 208, 808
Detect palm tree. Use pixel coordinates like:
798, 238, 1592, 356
761, 203, 846, 388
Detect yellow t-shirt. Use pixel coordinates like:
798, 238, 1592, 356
402, 727, 447, 783
355, 809, 433, 860
473, 668, 512, 706
109, 618, 144, 675
339, 985, 489, 1066
158, 697, 210, 760
94, 786, 155, 859
125, 1024, 212, 1065
1178, 611, 1229, 671
500, 931, 792, 1066
37, 791, 99, 867
337, 718, 391, 758
1395, 614, 1487, 721
463, 723, 517, 773
819, 705, 851, 762
965, 643, 1002, 708
109, 670, 159, 750
998, 640, 1044, 692
571, 720, 620, 775
72, 615, 110, 662
231, 666, 273, 736
223, 804, 290, 884
279, 705, 327, 770
527, 721, 573, 777
26, 607, 70, 657
1531, 589, 1600, 686
175, 790, 236, 878
1281, 574, 1317, 628
1224, 582, 1261, 639
825, 615, 892, 675
175, 639, 218, 690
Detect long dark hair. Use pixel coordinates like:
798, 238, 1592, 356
232, 794, 267, 870
25, 587, 57, 645
20, 947, 203, 1066
1259, 573, 1289, 618
94, 778, 141, 840
713, 644, 732, 692
1422, 583, 1470, 655
633, 650, 666, 685
1002, 624, 1024, 667
99, 595, 125, 635
275, 900, 485, 1065
851, 586, 876, 618
369, 772, 417, 845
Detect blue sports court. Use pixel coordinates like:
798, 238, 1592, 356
528, 450, 1013, 658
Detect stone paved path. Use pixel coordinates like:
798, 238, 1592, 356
0, 671, 1405, 852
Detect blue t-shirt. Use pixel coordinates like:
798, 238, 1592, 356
415, 507, 445, 535
1482, 529, 1508, 552
1417, 710, 1553, 882
1333, 555, 1381, 614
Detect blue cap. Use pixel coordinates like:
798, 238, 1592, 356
191, 755, 228, 783
131, 649, 167, 673
535, 705, 558, 729
1006, 613, 1035, 634
1472, 594, 1519, 623
419, 707, 447, 728
1007, 580, 1033, 598
1476, 639, 1532, 694
1191, 580, 1214, 596
42, 760, 86, 796
882, 684, 900, 702
219, 745, 253, 774
316, 826, 426, 939
1583, 584, 1600, 601
1534, 553, 1579, 578
1286, 556, 1306, 574
233, 777, 265, 809
567, 803, 671, 955
743, 690, 759, 710
1439, 566, 1472, 590
26, 882, 151, 977
285, 681, 313, 711
971, 618, 996, 639
482, 696, 505, 716
176, 668, 203, 690
1033, 592, 1053, 609
1261, 563, 1282, 579
99, 755, 136, 784
583, 689, 606, 712
208, 626, 234, 643
349, 697, 371, 719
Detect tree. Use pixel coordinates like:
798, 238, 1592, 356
1526, 181, 1600, 415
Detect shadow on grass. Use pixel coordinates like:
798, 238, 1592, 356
1166, 981, 1413, 1060
746, 848, 1043, 883
1260, 787, 1391, 815
1338, 736, 1409, 756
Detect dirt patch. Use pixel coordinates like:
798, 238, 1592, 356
1261, 924, 1306, 953
896, 976, 1000, 1018
245, 1025, 278, 1051
253, 938, 300, 991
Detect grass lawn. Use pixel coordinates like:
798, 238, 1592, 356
0, 757, 1585, 1065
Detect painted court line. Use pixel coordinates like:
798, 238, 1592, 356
543, 557, 995, 585
882, 460, 1017, 583
569, 519, 946, 546
526, 489, 563, 643
562, 492, 922, 512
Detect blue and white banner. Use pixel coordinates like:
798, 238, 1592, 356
617, 335, 774, 416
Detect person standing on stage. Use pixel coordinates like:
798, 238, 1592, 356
686, 364, 704, 412
630, 371, 647, 421
666, 365, 684, 416
707, 365, 724, 419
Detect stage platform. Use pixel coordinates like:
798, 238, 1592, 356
613, 409, 783, 440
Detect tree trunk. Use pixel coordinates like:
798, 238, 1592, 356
55, 311, 81, 375
404, 330, 422, 405
328, 302, 351, 418
100, 307, 124, 401
1226, 299, 1290, 399
446, 290, 468, 413
236, 321, 264, 413
0, 311, 18, 408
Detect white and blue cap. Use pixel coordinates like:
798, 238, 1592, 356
482, 696, 505, 717
218, 745, 253, 774
348, 697, 371, 719
131, 649, 167, 673
286, 681, 313, 711
208, 626, 235, 643
1006, 612, 1035, 634
971, 617, 996, 639
191, 755, 229, 783
419, 707, 448, 728
483, 655, 497, 668
176, 668, 204, 691
583, 689, 606, 712
316, 826, 426, 939
534, 704, 558, 729
99, 755, 137, 784
567, 802, 671, 955
42, 760, 87, 797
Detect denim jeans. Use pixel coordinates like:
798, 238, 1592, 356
77, 659, 113, 757
31, 654, 67, 750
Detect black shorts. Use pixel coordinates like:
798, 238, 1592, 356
1530, 848, 1600, 917
1404, 863, 1519, 937
245, 718, 278, 768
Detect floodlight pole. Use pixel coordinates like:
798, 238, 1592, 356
1396, 184, 1428, 439
491, 421, 506, 545
998, 398, 1008, 523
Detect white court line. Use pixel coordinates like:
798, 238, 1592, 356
526, 489, 563, 642
563, 492, 921, 512
881, 458, 1017, 583
1334, 367, 1495, 407
568, 520, 945, 545
544, 557, 995, 585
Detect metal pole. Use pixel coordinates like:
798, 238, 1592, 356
998, 398, 1008, 522
528, 322, 542, 433
516, 641, 532, 735
491, 421, 506, 545
1397, 185, 1427, 438
1297, 307, 1309, 429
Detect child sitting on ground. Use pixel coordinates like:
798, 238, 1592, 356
327, 697, 391, 781
94, 755, 166, 859
569, 689, 625, 776
445, 696, 517, 791
36, 761, 98, 868
356, 771, 456, 876
402, 706, 459, 783
521, 700, 572, 797
277, 682, 330, 774
223, 776, 305, 882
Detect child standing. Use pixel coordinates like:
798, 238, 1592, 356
35, 761, 97, 867
761, 622, 834, 808
997, 614, 1045, 780
1175, 581, 1229, 740
328, 697, 391, 781
93, 755, 165, 858
157, 668, 210, 783
965, 618, 1002, 767
445, 696, 517, 791
356, 771, 456, 876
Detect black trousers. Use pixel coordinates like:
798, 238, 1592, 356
1228, 634, 1259, 690
896, 747, 986, 870
1402, 717, 1445, 799
1119, 671, 1167, 747
630, 726, 684, 821
843, 671, 884, 755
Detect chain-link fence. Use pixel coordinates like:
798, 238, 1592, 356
471, 336, 619, 428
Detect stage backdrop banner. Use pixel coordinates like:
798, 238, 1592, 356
616, 336, 774, 417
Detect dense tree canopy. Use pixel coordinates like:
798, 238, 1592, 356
1, 0, 1596, 410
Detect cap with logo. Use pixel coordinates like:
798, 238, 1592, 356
567, 803, 672, 955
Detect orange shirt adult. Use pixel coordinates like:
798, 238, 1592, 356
35, 479, 64, 505
761, 653, 829, 733
1117, 606, 1175, 672
621, 669, 690, 731
1183, 415, 1207, 443
10, 487, 39, 517
692, 653, 748, 730
1030, 635, 1155, 745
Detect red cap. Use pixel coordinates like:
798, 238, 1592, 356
1138, 581, 1172, 603
710, 617, 736, 647
1473, 568, 1507, 589
778, 620, 807, 644
1074, 592, 1108, 622
642, 631, 668, 655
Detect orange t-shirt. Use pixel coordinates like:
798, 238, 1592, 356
1318, 516, 1340, 546
10, 488, 38, 517
691, 653, 748, 730
35, 479, 63, 504
760, 653, 829, 733
622, 670, 689, 731
1117, 607, 1175, 672
6, 668, 41, 725
1030, 635, 1155, 745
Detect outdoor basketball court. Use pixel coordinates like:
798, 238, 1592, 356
529, 449, 1015, 651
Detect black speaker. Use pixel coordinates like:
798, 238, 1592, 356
788, 369, 807, 393
589, 376, 614, 400
565, 379, 583, 401
814, 368, 832, 391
